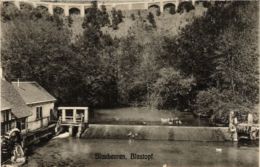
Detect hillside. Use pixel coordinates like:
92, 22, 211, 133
69, 3, 207, 42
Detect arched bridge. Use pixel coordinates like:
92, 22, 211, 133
1, 0, 212, 17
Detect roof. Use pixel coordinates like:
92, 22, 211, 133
1, 79, 32, 118
12, 81, 56, 105
1, 98, 12, 111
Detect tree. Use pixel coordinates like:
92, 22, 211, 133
100, 5, 110, 26
111, 8, 124, 30
193, 88, 251, 125
174, 2, 259, 122
67, 15, 73, 27
117, 10, 123, 23
1, 3, 20, 21
1, 2, 118, 107
150, 68, 195, 109
1, 8, 76, 105
116, 34, 143, 104
147, 12, 156, 28
211, 3, 259, 103
77, 2, 118, 107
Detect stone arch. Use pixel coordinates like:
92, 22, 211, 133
36, 5, 49, 12
177, 1, 195, 13
53, 6, 64, 15
215, 1, 228, 7
84, 7, 93, 15
69, 7, 80, 15
2, 1, 15, 7
148, 4, 160, 10
163, 3, 176, 14
148, 4, 160, 14
20, 2, 33, 11
202, 1, 211, 8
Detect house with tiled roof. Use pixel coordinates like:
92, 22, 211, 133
12, 81, 56, 131
1, 79, 32, 135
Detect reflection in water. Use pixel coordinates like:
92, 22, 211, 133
24, 138, 259, 167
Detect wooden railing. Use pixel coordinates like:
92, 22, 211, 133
61, 115, 84, 124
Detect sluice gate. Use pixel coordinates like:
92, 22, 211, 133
56, 107, 89, 137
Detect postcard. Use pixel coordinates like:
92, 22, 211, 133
0, 0, 259, 167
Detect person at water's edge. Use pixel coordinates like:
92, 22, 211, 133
95, 153, 154, 160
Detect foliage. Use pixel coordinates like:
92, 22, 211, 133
177, 2, 195, 13
193, 88, 251, 125
130, 13, 135, 21
156, 10, 161, 16
111, 8, 124, 30
151, 68, 195, 109
147, 12, 156, 28
116, 34, 143, 104
182, 2, 259, 122
1, 9, 75, 105
169, 6, 175, 15
1, 1, 258, 121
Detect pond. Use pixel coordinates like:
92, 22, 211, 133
91, 107, 210, 126
24, 138, 259, 167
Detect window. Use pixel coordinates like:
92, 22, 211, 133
36, 107, 43, 120
17, 118, 26, 130
65, 109, 73, 116
2, 110, 11, 122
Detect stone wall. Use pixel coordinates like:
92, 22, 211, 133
82, 124, 232, 141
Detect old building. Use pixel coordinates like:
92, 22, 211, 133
1, 79, 32, 136
12, 82, 56, 132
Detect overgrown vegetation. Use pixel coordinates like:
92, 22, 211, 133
1, 1, 259, 124
111, 8, 123, 30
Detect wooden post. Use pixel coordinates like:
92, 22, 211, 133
77, 126, 82, 138
69, 126, 73, 135
62, 109, 66, 122
84, 108, 88, 123
73, 109, 77, 123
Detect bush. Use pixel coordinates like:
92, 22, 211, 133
150, 68, 195, 109
193, 88, 252, 125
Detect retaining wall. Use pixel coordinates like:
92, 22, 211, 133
82, 124, 232, 141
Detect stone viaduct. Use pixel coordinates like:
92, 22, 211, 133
1, 0, 211, 17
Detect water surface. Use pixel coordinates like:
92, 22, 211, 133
25, 138, 259, 167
